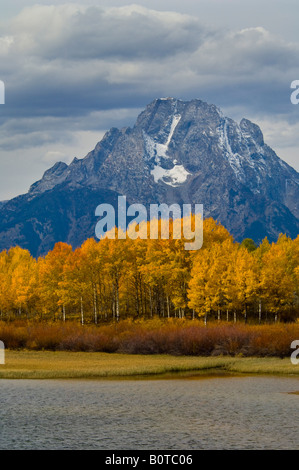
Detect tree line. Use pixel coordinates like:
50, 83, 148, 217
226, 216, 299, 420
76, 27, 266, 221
0, 217, 298, 323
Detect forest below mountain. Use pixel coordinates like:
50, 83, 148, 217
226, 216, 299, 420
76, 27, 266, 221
0, 217, 298, 325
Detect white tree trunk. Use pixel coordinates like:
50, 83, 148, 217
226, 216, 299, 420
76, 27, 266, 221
149, 287, 153, 318
258, 300, 262, 324
167, 296, 170, 318
80, 296, 84, 326
115, 280, 120, 322
93, 284, 98, 324
62, 304, 66, 322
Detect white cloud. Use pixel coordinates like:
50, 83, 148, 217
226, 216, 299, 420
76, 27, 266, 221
0, 129, 105, 200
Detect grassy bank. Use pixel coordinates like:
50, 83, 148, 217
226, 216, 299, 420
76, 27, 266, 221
1, 350, 299, 379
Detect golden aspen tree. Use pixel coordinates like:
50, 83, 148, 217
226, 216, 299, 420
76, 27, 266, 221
233, 247, 258, 323
253, 238, 271, 323
139, 237, 169, 317
188, 234, 238, 322
260, 241, 296, 321
293, 236, 299, 309
212, 238, 239, 320
100, 235, 127, 322
78, 238, 105, 324
37, 242, 73, 320
9, 247, 38, 318
58, 247, 90, 324
0, 250, 11, 317
164, 238, 191, 318
188, 246, 216, 324
139, 238, 163, 317
124, 237, 148, 318
203, 218, 232, 246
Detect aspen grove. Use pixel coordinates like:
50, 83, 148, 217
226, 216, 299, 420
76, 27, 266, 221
0, 217, 298, 324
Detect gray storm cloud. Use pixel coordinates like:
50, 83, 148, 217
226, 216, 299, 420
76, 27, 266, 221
0, 2, 298, 200
1, 4, 297, 117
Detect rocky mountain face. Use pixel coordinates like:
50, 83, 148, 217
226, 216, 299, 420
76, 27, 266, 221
0, 97, 299, 256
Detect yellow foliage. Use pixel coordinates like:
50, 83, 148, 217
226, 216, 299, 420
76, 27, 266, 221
0, 216, 298, 323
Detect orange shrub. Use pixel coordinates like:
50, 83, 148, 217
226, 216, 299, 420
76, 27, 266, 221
0, 319, 299, 357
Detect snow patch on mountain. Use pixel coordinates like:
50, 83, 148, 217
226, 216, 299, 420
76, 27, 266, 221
143, 113, 190, 186
217, 119, 246, 182
151, 164, 190, 186
217, 118, 268, 190
144, 114, 181, 160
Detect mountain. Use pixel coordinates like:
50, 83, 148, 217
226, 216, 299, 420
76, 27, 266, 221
0, 97, 299, 257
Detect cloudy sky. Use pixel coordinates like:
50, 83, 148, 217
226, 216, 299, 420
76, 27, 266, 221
0, 0, 298, 200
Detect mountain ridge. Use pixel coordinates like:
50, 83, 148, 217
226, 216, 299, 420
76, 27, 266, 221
1, 97, 299, 256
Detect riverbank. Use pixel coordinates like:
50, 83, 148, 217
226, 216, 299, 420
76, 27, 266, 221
0, 350, 299, 379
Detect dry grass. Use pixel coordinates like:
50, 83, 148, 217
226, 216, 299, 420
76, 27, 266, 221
0, 350, 299, 379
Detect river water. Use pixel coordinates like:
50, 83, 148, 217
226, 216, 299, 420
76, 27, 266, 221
0, 376, 298, 450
